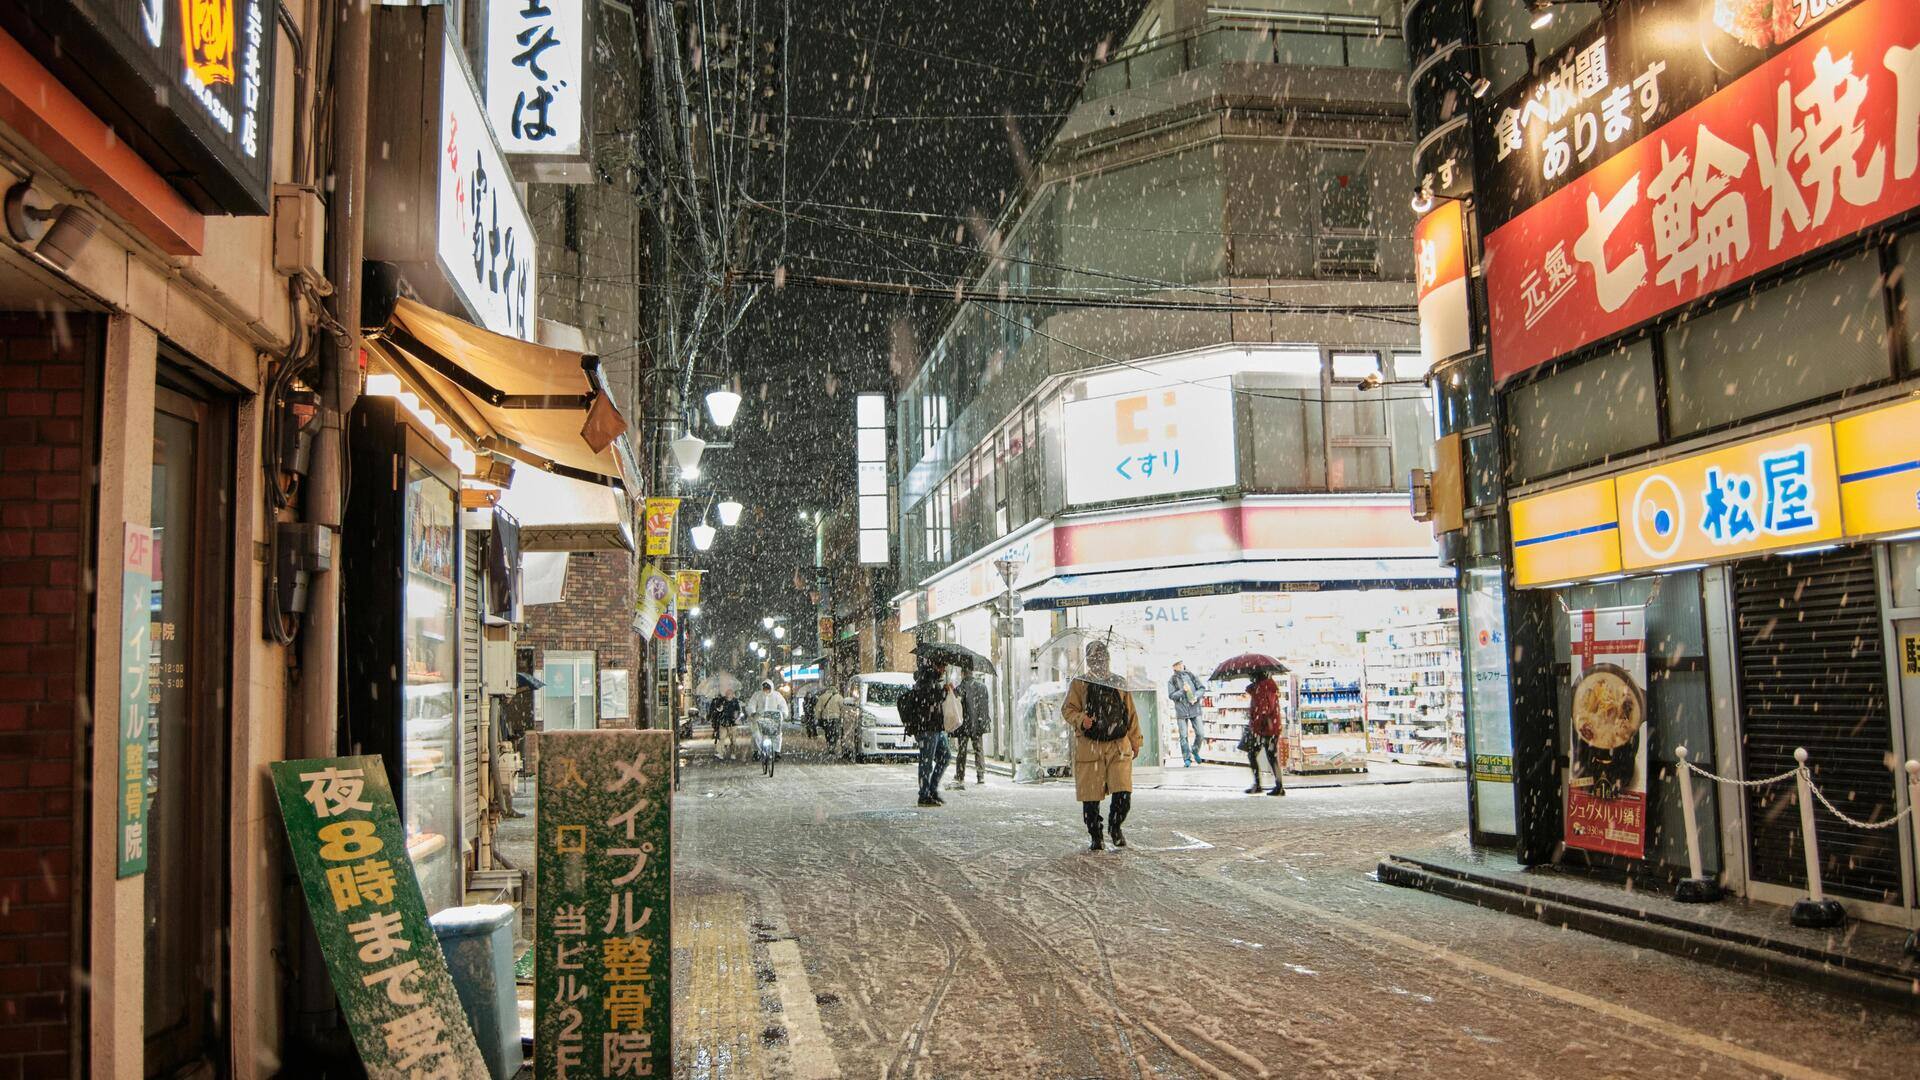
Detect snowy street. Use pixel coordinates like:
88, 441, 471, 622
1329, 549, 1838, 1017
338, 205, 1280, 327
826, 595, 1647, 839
672, 753, 1920, 1079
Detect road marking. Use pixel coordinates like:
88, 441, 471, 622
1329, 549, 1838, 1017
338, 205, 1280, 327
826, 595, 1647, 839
1207, 866, 1844, 1080
1137, 830, 1215, 852
767, 938, 842, 1079
676, 892, 767, 1080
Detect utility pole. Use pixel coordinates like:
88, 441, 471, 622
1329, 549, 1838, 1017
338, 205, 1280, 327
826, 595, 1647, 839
994, 554, 1030, 782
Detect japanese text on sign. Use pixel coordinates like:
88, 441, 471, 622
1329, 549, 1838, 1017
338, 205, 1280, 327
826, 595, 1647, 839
437, 31, 538, 340
487, 0, 587, 156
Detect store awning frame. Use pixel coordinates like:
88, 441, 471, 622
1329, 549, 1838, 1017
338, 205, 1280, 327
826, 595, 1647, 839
363, 297, 638, 491
1018, 558, 1457, 611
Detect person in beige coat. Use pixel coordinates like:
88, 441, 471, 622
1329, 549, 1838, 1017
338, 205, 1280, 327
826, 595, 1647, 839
1063, 641, 1144, 851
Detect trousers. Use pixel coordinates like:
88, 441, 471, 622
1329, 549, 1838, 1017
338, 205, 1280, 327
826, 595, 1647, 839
952, 732, 984, 781
916, 733, 951, 800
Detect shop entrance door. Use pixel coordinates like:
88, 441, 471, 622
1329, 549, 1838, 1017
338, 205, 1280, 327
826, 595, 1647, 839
542, 651, 598, 730
1732, 548, 1902, 905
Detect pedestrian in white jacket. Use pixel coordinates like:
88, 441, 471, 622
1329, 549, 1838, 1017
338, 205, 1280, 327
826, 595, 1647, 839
748, 680, 790, 777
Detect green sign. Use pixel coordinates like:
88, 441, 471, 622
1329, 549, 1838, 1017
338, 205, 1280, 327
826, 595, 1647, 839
536, 730, 673, 1078
1473, 754, 1515, 783
271, 756, 489, 1079
117, 525, 154, 878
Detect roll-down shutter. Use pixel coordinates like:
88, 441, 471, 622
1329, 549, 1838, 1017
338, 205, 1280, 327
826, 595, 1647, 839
1732, 547, 1901, 904
460, 531, 484, 843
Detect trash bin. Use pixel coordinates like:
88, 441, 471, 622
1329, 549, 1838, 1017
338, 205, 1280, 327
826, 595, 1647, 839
429, 903, 523, 1079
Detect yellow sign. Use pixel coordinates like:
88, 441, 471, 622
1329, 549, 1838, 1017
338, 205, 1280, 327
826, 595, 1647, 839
1902, 635, 1920, 677
1834, 397, 1920, 539
1614, 423, 1841, 572
674, 570, 703, 606
634, 562, 674, 636
643, 497, 680, 557
1511, 478, 1621, 588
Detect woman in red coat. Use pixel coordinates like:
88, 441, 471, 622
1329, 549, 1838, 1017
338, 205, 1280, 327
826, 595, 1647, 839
1245, 672, 1285, 796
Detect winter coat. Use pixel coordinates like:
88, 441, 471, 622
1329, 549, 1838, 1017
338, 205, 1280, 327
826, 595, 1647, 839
814, 690, 846, 729
898, 679, 944, 737
1248, 676, 1284, 738
748, 689, 789, 722
1063, 676, 1143, 802
1166, 669, 1204, 720
960, 677, 991, 736
708, 697, 743, 728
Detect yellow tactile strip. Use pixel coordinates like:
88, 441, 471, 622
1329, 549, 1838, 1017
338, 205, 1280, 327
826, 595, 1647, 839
676, 891, 768, 1080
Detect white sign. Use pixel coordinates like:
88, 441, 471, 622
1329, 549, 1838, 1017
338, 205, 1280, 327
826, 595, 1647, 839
487, 0, 586, 157
1063, 384, 1237, 506
856, 393, 890, 564
438, 31, 538, 340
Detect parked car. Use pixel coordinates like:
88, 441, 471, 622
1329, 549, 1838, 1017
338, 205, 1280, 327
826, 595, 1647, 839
838, 672, 919, 762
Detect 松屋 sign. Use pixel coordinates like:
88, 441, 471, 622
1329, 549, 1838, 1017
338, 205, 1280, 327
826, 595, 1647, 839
438, 30, 538, 340
1615, 423, 1842, 571
487, 0, 588, 162
1484, 0, 1913, 383
1414, 199, 1472, 370
1063, 383, 1237, 506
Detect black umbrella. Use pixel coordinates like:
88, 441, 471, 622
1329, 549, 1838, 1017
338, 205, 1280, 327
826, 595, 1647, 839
912, 640, 997, 675
516, 671, 547, 692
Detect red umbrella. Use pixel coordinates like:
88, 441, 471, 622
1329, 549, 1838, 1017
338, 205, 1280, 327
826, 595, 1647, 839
1209, 653, 1288, 680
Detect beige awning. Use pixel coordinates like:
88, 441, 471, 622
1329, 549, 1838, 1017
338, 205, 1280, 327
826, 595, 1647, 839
364, 297, 637, 489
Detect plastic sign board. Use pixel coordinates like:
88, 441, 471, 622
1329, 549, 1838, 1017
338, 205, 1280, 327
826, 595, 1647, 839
1414, 200, 1472, 370
1614, 423, 1841, 570
1064, 383, 1237, 506
270, 757, 490, 1079
536, 731, 672, 1079
487, 0, 587, 158
438, 30, 538, 340
117, 526, 154, 877
675, 569, 704, 607
1564, 607, 1649, 860
1510, 478, 1622, 588
856, 393, 891, 563
1483, 0, 1913, 383
1833, 396, 1920, 537
643, 497, 680, 557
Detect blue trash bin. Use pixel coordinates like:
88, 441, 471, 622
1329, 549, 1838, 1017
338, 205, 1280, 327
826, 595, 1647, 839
429, 903, 524, 1079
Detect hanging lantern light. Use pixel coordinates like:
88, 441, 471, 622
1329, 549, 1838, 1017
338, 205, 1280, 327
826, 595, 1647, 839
705, 388, 742, 428
690, 523, 717, 551
670, 432, 707, 472
717, 500, 744, 527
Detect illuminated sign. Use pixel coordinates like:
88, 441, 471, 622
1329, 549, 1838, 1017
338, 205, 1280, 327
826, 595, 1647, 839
856, 394, 890, 564
1482, 0, 1911, 383
438, 30, 538, 340
1614, 423, 1842, 570
1511, 478, 1622, 588
1414, 200, 1472, 371
0, 0, 277, 213
1834, 396, 1920, 537
486, 0, 589, 162
1063, 383, 1237, 506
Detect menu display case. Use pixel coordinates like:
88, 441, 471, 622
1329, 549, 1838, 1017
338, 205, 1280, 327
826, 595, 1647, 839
345, 395, 464, 913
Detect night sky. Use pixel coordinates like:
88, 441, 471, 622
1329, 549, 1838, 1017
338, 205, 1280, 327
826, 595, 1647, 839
689, 0, 1143, 662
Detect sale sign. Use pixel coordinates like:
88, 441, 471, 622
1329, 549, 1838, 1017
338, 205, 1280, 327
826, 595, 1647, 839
1486, 0, 1920, 383
1565, 607, 1650, 860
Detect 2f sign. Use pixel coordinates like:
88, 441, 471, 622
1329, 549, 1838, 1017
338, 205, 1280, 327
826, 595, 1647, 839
488, 0, 587, 157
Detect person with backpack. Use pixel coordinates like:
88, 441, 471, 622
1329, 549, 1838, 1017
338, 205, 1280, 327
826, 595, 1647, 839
1063, 640, 1143, 851
901, 658, 951, 806
1244, 671, 1285, 796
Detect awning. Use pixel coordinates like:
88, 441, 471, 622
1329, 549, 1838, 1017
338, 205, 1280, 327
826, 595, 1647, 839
364, 297, 638, 489
1019, 558, 1456, 610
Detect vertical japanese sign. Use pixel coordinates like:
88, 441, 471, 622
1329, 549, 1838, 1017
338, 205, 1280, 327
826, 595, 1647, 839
675, 569, 704, 607
438, 29, 538, 340
1464, 570, 1517, 836
270, 757, 489, 1078
486, 0, 587, 158
1484, 0, 1920, 382
633, 561, 673, 637
536, 730, 672, 1078
1565, 607, 1650, 859
643, 497, 680, 557
117, 525, 154, 877
1414, 199, 1472, 371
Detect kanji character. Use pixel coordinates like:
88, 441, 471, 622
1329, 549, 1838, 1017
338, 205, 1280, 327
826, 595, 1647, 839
1888, 43, 1920, 180
1543, 242, 1576, 291
325, 857, 398, 912
551, 971, 589, 1004
1792, 47, 1886, 226
1543, 128, 1573, 180
519, 0, 553, 14
604, 1031, 654, 1077
513, 25, 561, 82
123, 822, 144, 861
1575, 37, 1610, 100
1646, 128, 1752, 289
349, 910, 412, 964
1494, 106, 1523, 162
1572, 173, 1648, 313
1754, 79, 1813, 248
555, 824, 586, 853
604, 936, 654, 981
300, 767, 373, 819
380, 1006, 447, 1072
1762, 448, 1817, 534
469, 157, 491, 282
605, 982, 653, 1030
604, 891, 651, 934
362, 959, 424, 1006
1634, 60, 1667, 122
607, 797, 651, 840
1542, 57, 1579, 122
1701, 466, 1758, 544
551, 757, 587, 790
554, 903, 589, 936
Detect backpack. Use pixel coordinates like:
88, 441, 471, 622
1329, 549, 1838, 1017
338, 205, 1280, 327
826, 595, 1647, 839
1080, 681, 1131, 742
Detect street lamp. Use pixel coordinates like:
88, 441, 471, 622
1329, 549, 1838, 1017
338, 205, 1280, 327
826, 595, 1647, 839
689, 523, 717, 550
772, 625, 786, 640
717, 500, 743, 527
705, 388, 742, 427
762, 617, 775, 629
688, 606, 701, 618
670, 431, 707, 473
1526, 0, 1594, 29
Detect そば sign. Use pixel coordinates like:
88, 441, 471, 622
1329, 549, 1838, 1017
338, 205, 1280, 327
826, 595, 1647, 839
487, 0, 589, 162
438, 29, 538, 340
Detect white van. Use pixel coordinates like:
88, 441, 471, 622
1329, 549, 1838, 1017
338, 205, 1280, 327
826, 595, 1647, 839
838, 672, 919, 762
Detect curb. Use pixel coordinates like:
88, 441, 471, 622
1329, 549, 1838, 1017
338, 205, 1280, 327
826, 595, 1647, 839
1378, 855, 1920, 1011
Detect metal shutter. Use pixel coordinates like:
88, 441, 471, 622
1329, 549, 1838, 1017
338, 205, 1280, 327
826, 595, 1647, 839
1731, 547, 1902, 904
460, 531, 484, 843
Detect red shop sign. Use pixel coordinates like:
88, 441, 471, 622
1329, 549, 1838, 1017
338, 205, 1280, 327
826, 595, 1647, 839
1486, 0, 1920, 385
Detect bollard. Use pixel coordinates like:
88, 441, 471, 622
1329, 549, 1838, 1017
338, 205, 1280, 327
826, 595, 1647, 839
1672, 746, 1722, 903
1789, 747, 1847, 929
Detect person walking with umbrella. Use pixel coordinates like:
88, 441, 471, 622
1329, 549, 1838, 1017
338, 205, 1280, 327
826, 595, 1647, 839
1245, 670, 1285, 796
901, 657, 950, 806
1064, 640, 1143, 851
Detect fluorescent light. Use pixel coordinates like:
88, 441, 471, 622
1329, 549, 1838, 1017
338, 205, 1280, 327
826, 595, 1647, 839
1781, 543, 1841, 557
705, 389, 742, 427
1587, 574, 1626, 584
718, 500, 744, 527
1654, 563, 1707, 574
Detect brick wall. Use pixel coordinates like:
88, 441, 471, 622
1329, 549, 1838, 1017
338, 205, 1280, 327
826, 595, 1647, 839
0, 314, 94, 1079
521, 550, 639, 728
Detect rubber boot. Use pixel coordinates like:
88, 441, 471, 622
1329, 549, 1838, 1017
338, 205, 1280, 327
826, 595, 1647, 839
1245, 752, 1263, 794
1083, 801, 1104, 851
1109, 792, 1130, 848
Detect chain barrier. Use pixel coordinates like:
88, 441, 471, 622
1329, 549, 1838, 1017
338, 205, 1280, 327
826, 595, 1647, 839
1676, 756, 1797, 790
1801, 767, 1916, 831
1679, 753, 1914, 828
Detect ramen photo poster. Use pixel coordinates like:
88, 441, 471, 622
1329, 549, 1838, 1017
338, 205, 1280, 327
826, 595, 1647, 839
1567, 607, 1650, 859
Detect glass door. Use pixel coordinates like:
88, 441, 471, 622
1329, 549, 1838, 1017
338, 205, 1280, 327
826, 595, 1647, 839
542, 651, 597, 730
403, 462, 460, 913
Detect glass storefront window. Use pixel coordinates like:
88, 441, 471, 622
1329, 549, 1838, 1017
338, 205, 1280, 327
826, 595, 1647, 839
402, 463, 460, 913
1462, 565, 1516, 838
1505, 338, 1660, 482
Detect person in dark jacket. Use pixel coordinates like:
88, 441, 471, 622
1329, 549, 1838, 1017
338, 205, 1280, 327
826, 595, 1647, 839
1166, 660, 1206, 767
900, 659, 950, 806
1245, 671, 1285, 796
950, 669, 991, 789
708, 688, 745, 761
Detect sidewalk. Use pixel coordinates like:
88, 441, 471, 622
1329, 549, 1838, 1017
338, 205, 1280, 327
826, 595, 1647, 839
1135, 758, 1465, 791
1379, 840, 1920, 1010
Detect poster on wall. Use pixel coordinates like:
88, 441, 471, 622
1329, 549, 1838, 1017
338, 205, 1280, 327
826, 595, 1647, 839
632, 562, 673, 637
643, 497, 680, 557
1566, 606, 1650, 859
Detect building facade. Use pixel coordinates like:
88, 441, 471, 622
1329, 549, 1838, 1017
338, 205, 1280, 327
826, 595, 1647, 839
1409, 0, 1920, 931
892, 0, 1455, 772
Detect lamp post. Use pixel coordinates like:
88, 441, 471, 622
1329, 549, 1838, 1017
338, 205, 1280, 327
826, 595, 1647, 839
994, 553, 1031, 782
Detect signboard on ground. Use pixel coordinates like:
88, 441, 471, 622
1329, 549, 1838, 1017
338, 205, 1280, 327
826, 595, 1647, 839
1565, 607, 1650, 860
536, 730, 673, 1078
270, 756, 489, 1079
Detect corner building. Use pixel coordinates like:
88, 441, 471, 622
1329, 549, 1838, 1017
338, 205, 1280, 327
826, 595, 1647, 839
1409, 0, 1920, 929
